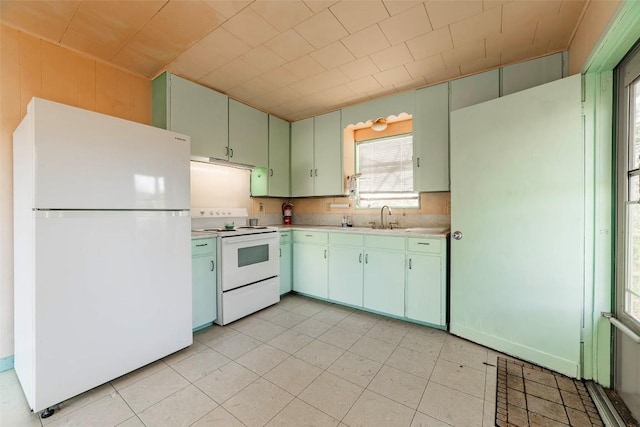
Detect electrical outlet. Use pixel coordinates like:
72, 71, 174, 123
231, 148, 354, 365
259, 203, 264, 212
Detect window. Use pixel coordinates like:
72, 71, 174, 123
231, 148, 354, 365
355, 133, 418, 208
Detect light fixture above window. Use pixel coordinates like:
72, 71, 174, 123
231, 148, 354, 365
371, 117, 387, 132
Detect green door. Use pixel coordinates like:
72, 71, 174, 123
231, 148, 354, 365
450, 75, 583, 377
291, 118, 314, 197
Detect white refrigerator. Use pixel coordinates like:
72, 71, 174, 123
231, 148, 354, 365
13, 98, 192, 414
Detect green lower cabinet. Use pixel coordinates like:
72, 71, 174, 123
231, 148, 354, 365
406, 253, 443, 325
293, 243, 328, 298
363, 249, 405, 317
328, 246, 363, 307
191, 238, 217, 330
279, 238, 292, 295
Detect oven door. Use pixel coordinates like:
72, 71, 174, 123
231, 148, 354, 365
220, 232, 279, 291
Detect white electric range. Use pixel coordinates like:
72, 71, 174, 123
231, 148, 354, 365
192, 208, 280, 325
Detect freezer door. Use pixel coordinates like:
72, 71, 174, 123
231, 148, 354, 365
25, 210, 191, 411
28, 98, 190, 210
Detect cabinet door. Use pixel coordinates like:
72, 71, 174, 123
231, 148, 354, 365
363, 249, 405, 317
192, 254, 217, 329
291, 118, 314, 196
502, 53, 563, 96
292, 243, 328, 298
328, 246, 363, 307
414, 83, 449, 192
269, 115, 290, 197
406, 253, 442, 325
313, 110, 343, 196
449, 70, 499, 111
169, 74, 228, 159
279, 242, 292, 295
229, 99, 268, 167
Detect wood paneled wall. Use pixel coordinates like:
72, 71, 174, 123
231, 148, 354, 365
0, 24, 151, 358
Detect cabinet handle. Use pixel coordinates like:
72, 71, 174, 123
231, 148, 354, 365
210, 260, 215, 271
279, 248, 282, 257
309, 169, 313, 177
305, 234, 313, 237
417, 157, 420, 167
365, 254, 368, 264
324, 249, 327, 259
229, 148, 234, 158
270, 169, 274, 177
225, 146, 229, 157
195, 243, 208, 247
409, 258, 412, 270
314, 169, 318, 177
417, 242, 430, 245
359, 253, 362, 263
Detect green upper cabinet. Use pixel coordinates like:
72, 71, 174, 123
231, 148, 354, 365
449, 69, 499, 111
313, 110, 343, 196
152, 72, 228, 159
502, 52, 564, 96
291, 118, 315, 197
291, 111, 343, 197
413, 83, 449, 192
268, 115, 291, 197
228, 99, 268, 167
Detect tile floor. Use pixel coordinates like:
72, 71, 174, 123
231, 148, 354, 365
1, 294, 502, 427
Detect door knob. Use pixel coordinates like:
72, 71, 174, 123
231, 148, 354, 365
452, 231, 463, 240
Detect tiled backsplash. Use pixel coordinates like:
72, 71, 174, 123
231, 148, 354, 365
251, 193, 451, 228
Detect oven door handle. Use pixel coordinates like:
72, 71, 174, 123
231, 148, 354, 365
220, 233, 278, 245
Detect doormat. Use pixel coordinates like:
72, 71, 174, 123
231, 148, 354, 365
495, 357, 604, 426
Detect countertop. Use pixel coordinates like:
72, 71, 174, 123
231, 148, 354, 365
191, 225, 449, 239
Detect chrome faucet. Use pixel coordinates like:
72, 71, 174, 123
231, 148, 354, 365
380, 205, 391, 229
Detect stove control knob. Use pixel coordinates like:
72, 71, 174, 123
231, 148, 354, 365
200, 210, 205, 215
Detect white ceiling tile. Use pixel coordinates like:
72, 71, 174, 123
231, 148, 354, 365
502, 0, 562, 35
404, 54, 446, 79
254, 85, 304, 108
393, 75, 425, 91
486, 21, 536, 57
0, 0, 79, 42
459, 53, 501, 75
202, 0, 252, 19
222, 6, 279, 47
251, 0, 314, 32
228, 77, 269, 101
425, 0, 483, 29
383, 0, 423, 16
378, 4, 432, 45
309, 41, 356, 69
242, 46, 286, 73
260, 66, 302, 89
265, 29, 315, 61
500, 42, 548, 65
284, 55, 326, 79
373, 65, 411, 87
342, 24, 391, 58
449, 6, 501, 47
441, 39, 485, 69
406, 27, 453, 60
200, 57, 261, 91
290, 68, 350, 95
370, 43, 413, 71
339, 56, 381, 80
347, 75, 384, 94
330, 0, 389, 34
294, 9, 349, 48
303, 0, 339, 13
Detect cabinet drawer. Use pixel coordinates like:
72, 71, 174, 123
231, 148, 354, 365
280, 231, 291, 244
407, 237, 442, 254
192, 238, 215, 256
364, 235, 405, 251
329, 232, 363, 246
293, 230, 328, 244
